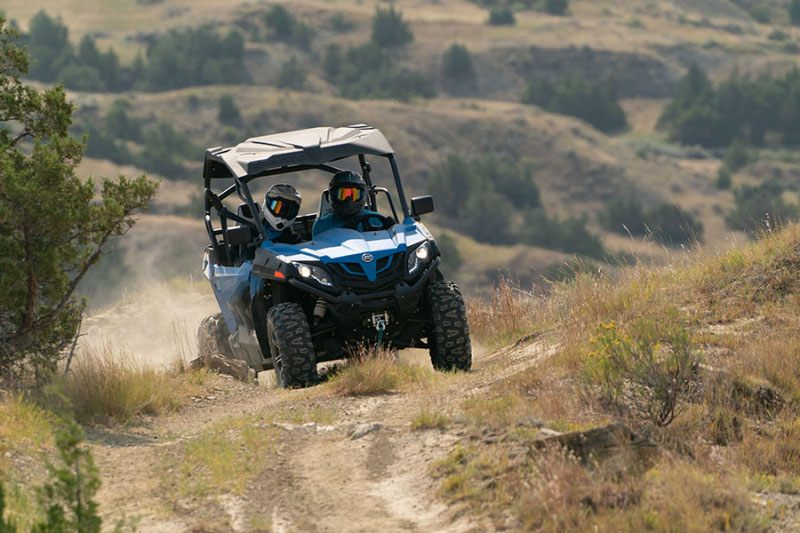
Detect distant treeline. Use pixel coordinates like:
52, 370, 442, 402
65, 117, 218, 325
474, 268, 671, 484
430, 154, 606, 258
22, 11, 247, 92
660, 65, 800, 149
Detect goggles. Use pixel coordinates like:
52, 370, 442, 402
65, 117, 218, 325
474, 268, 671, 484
267, 198, 299, 219
334, 186, 364, 202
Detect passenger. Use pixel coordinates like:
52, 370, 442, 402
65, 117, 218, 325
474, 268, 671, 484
312, 171, 385, 237
262, 184, 303, 244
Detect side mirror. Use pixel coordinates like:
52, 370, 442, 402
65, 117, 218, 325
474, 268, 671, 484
226, 225, 253, 246
411, 195, 434, 217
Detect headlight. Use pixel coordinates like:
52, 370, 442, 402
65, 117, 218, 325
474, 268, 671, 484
294, 263, 333, 287
407, 241, 432, 275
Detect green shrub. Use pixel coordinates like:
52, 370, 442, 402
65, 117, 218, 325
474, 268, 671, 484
600, 194, 647, 235
262, 5, 313, 50
726, 183, 799, 232
329, 43, 434, 101
723, 138, 752, 172
716, 167, 732, 190
544, 0, 569, 16
587, 316, 699, 427
33, 420, 102, 532
792, 0, 800, 26
488, 6, 516, 26
371, 6, 413, 48
105, 99, 143, 142
217, 94, 242, 126
522, 74, 627, 132
645, 203, 704, 246
276, 57, 307, 90
441, 44, 477, 92
0, 485, 15, 532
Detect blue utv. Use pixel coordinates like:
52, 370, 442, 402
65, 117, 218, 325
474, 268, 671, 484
198, 125, 472, 388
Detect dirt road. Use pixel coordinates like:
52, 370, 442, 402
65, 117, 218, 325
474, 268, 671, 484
87, 340, 548, 532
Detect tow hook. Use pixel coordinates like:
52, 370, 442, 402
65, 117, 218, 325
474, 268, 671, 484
372, 312, 389, 347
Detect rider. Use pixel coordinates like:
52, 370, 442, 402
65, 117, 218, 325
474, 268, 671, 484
262, 183, 303, 244
312, 171, 386, 237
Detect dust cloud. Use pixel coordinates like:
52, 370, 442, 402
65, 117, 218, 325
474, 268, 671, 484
78, 281, 217, 369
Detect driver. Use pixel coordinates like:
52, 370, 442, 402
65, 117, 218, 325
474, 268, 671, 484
312, 171, 386, 237
262, 183, 303, 244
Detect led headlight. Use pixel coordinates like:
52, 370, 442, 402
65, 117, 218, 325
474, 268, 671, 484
407, 241, 432, 275
294, 263, 334, 287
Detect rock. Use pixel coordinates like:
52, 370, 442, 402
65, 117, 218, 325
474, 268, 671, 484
534, 422, 659, 467
349, 423, 382, 440
189, 353, 253, 382
257, 370, 278, 388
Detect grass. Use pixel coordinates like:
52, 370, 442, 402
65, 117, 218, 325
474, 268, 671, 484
410, 408, 449, 431
327, 348, 435, 397
160, 415, 276, 499
436, 224, 800, 529
48, 343, 210, 424
467, 278, 541, 347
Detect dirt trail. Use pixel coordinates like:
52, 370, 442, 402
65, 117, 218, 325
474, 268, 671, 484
88, 340, 549, 532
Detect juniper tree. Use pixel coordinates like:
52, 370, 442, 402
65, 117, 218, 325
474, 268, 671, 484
0, 17, 158, 382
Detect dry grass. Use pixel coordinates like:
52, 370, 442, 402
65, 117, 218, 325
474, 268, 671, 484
327, 347, 435, 397
52, 343, 209, 424
410, 408, 449, 431
467, 278, 542, 347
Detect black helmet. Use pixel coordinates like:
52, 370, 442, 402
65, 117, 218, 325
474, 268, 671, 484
329, 171, 366, 218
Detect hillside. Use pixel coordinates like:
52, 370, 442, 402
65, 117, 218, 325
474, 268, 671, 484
6, 223, 800, 530
6, 0, 800, 298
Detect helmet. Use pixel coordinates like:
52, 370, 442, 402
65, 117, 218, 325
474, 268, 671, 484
329, 171, 366, 218
262, 184, 301, 232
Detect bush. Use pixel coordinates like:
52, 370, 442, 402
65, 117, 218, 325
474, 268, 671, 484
276, 56, 307, 90
143, 26, 249, 90
135, 122, 199, 179
645, 203, 704, 246
262, 5, 313, 50
587, 316, 699, 427
723, 138, 752, 172
105, 99, 143, 142
329, 43, 435, 101
726, 183, 799, 232
792, 0, 800, 26
371, 6, 413, 48
599, 194, 647, 235
522, 74, 627, 133
488, 6, 516, 26
441, 44, 477, 92
521, 209, 606, 258
217, 95, 242, 127
716, 167, 732, 190
544, 0, 569, 16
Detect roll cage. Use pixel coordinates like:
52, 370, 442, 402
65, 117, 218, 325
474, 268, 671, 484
202, 125, 411, 266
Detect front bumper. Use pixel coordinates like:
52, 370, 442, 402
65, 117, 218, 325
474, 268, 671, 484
288, 258, 440, 323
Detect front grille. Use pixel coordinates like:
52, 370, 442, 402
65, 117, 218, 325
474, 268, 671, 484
329, 253, 404, 293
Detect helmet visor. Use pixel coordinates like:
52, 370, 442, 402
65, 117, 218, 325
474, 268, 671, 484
334, 185, 364, 203
267, 198, 300, 220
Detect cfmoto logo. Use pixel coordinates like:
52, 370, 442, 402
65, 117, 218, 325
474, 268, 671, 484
361, 253, 374, 263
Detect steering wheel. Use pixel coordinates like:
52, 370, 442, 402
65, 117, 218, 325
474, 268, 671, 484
354, 213, 395, 232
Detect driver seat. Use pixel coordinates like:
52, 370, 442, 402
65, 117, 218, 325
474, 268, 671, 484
317, 190, 333, 218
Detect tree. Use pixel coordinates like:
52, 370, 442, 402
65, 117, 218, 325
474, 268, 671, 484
262, 5, 313, 50
441, 44, 477, 93
26, 11, 73, 82
791, 0, 800, 26
371, 6, 413, 48
276, 57, 307, 90
0, 18, 158, 381
217, 94, 242, 126
544, 0, 569, 16
488, 6, 516, 26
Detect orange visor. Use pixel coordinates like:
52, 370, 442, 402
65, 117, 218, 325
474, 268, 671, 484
335, 186, 363, 202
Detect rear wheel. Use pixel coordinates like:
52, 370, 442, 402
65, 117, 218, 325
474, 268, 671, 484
267, 303, 318, 388
198, 313, 234, 359
427, 282, 472, 372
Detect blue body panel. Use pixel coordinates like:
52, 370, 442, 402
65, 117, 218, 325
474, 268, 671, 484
204, 218, 432, 332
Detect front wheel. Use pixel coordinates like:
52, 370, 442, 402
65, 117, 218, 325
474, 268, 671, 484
427, 282, 472, 372
267, 303, 318, 388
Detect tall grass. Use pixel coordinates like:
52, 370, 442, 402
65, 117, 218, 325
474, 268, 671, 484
467, 278, 541, 346
56, 343, 207, 423
327, 346, 434, 396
